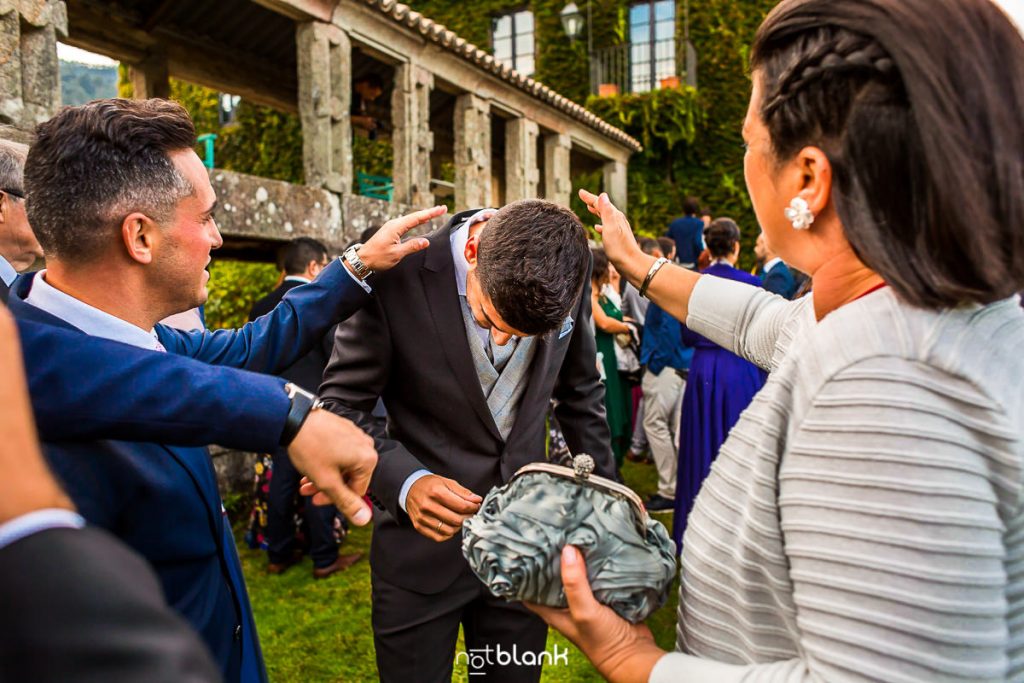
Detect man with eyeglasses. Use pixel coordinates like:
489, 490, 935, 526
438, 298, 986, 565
0, 139, 43, 302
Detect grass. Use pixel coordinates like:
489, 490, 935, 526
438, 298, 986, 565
237, 459, 678, 682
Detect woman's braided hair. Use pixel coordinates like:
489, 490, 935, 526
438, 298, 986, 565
751, 0, 1024, 309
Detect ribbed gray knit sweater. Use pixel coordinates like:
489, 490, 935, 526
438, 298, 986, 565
650, 276, 1024, 682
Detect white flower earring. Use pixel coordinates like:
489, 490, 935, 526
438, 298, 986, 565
784, 197, 815, 230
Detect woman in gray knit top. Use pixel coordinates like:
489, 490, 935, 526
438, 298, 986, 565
528, 0, 1024, 681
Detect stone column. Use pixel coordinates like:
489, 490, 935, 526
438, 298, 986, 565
1, 0, 67, 131
392, 62, 433, 207
504, 117, 539, 202
297, 20, 352, 195
128, 49, 170, 99
543, 133, 572, 207
603, 159, 628, 214
453, 93, 491, 211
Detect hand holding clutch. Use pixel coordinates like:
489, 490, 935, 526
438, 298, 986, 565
462, 455, 676, 623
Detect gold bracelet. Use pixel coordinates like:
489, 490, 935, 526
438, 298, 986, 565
639, 257, 669, 299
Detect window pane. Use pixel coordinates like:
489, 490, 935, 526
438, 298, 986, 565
493, 15, 512, 39
494, 37, 512, 61
655, 0, 674, 21
630, 3, 650, 25
517, 56, 535, 76
631, 43, 650, 63
655, 20, 674, 41
515, 32, 534, 58
516, 10, 534, 33
630, 22, 649, 43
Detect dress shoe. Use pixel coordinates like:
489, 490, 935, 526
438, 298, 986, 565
266, 548, 304, 575
312, 552, 363, 579
626, 449, 652, 464
645, 494, 675, 513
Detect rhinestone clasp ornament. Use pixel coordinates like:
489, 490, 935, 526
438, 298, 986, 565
572, 454, 595, 480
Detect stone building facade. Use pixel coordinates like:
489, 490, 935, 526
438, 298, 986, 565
1, 0, 640, 254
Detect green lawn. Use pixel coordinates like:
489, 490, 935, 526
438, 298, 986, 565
238, 459, 678, 682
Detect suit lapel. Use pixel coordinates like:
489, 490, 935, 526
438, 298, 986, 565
420, 214, 503, 443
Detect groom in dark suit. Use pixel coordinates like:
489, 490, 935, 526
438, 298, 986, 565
319, 200, 616, 682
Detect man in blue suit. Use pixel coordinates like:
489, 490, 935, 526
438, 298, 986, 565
754, 231, 798, 299
664, 196, 705, 269
9, 98, 439, 682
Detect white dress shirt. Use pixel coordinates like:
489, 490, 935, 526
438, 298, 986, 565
0, 254, 18, 287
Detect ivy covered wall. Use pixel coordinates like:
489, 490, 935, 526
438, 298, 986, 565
409, 0, 775, 258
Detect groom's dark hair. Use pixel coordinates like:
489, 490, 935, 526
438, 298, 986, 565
477, 199, 590, 336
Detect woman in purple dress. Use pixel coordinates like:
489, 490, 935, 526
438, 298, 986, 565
673, 218, 767, 550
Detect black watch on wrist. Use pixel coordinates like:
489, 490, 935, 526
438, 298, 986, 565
279, 383, 323, 447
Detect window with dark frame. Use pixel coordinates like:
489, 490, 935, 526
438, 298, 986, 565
492, 10, 536, 76
629, 0, 675, 92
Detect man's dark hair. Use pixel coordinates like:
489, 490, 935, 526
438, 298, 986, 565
638, 237, 659, 255
590, 247, 609, 285
476, 199, 589, 336
280, 237, 328, 276
657, 237, 676, 257
24, 98, 196, 263
752, 0, 1024, 308
682, 197, 701, 216
359, 226, 380, 244
355, 73, 385, 90
705, 218, 741, 258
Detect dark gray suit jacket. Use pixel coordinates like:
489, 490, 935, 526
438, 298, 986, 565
0, 526, 220, 682
319, 210, 615, 594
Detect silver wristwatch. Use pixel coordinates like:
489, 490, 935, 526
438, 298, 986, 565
342, 243, 374, 281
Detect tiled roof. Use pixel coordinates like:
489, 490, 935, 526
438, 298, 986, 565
359, 0, 643, 153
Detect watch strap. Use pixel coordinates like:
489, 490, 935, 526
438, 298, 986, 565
280, 383, 320, 447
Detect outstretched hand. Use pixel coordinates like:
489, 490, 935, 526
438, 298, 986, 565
357, 205, 447, 272
526, 545, 665, 683
578, 189, 643, 280
287, 410, 377, 527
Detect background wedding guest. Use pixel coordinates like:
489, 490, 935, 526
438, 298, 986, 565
664, 197, 704, 270
531, 1, 1024, 681
673, 218, 766, 546
248, 237, 362, 579
0, 138, 42, 302
592, 247, 635, 470
638, 236, 692, 514
754, 231, 798, 299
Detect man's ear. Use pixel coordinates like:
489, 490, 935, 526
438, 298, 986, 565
121, 212, 160, 265
464, 233, 480, 267
0, 193, 8, 225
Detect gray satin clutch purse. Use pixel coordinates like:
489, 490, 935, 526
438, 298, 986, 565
462, 455, 677, 623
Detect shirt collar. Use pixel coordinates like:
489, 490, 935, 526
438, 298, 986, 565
24, 271, 166, 352
450, 208, 497, 297
764, 257, 783, 273
283, 275, 312, 284
0, 255, 17, 286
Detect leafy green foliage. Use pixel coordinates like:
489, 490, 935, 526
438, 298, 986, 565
204, 261, 279, 330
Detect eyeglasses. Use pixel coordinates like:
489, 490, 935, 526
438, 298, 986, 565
1, 188, 24, 200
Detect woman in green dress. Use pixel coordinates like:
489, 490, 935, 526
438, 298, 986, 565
591, 247, 634, 469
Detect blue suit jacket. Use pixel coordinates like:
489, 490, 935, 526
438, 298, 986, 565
665, 215, 705, 267
762, 260, 798, 300
9, 260, 369, 683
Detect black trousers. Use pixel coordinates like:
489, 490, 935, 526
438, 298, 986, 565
266, 448, 337, 568
372, 568, 549, 683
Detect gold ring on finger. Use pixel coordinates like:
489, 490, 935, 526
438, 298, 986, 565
437, 520, 444, 534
